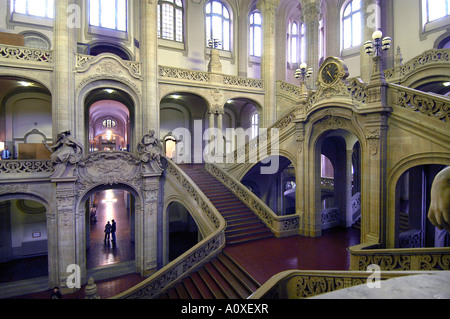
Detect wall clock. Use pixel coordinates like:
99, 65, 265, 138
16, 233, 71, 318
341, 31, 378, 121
321, 62, 339, 85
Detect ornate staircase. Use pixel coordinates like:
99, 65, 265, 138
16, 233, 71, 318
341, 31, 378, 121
179, 164, 274, 245
157, 164, 274, 299
159, 252, 260, 299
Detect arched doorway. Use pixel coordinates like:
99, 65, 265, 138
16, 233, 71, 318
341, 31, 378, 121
160, 93, 208, 164
315, 129, 361, 239
85, 88, 133, 154
0, 76, 52, 160
78, 184, 140, 278
395, 165, 449, 248
166, 201, 200, 262
241, 156, 295, 216
0, 197, 49, 288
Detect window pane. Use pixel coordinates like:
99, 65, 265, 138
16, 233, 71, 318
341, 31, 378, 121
47, 0, 54, 18
117, 0, 127, 31
223, 20, 230, 50
14, 0, 27, 14
206, 2, 211, 14
291, 37, 297, 63
100, 0, 116, 29
292, 22, 298, 35
212, 1, 222, 14
352, 0, 361, 11
428, 0, 447, 21
343, 18, 352, 49
352, 12, 361, 46
343, 3, 351, 17
206, 16, 211, 44
254, 27, 262, 57
90, 0, 100, 26
162, 3, 174, 39
29, 0, 47, 17
175, 8, 183, 42
254, 12, 261, 25
301, 34, 306, 62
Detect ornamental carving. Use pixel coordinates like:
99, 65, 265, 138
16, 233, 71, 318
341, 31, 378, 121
314, 113, 352, 132
397, 89, 449, 123
76, 151, 143, 194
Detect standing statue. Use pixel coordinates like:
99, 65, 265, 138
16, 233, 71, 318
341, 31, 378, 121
428, 166, 450, 233
43, 131, 84, 178
138, 130, 164, 167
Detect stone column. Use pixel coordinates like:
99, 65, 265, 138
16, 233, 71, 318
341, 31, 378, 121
361, 115, 389, 244
360, 0, 381, 82
140, 0, 159, 137
54, 179, 83, 293
137, 175, 163, 276
53, 0, 77, 138
302, 0, 321, 89
258, 0, 280, 127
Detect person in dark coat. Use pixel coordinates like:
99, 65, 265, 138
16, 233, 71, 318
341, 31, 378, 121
111, 219, 117, 243
104, 221, 112, 242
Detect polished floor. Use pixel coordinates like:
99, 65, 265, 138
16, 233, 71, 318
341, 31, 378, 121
2, 190, 360, 299
86, 189, 135, 269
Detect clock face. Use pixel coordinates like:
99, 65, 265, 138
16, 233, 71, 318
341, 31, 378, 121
321, 63, 339, 85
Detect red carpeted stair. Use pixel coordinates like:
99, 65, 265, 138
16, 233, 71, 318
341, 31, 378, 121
179, 164, 274, 245
158, 164, 274, 299
159, 252, 260, 299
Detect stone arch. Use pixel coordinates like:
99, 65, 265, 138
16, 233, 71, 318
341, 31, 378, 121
305, 107, 365, 238
386, 152, 450, 247
77, 79, 140, 154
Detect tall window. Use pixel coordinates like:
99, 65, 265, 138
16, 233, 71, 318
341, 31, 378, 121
249, 11, 262, 57
289, 21, 305, 64
319, 19, 324, 61
251, 113, 259, 139
342, 0, 362, 50
206, 0, 231, 51
423, 0, 450, 23
10, 0, 54, 18
89, 0, 127, 32
158, 0, 184, 42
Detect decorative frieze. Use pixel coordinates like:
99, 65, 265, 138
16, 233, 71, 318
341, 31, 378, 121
0, 160, 53, 174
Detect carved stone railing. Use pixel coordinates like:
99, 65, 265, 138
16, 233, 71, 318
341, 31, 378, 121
389, 83, 449, 123
0, 160, 54, 182
113, 160, 226, 299
249, 269, 428, 299
348, 242, 450, 271
398, 229, 423, 249
351, 192, 361, 223
228, 107, 298, 166
347, 77, 368, 105
158, 65, 211, 83
205, 162, 300, 237
321, 207, 340, 230
384, 49, 450, 82
0, 44, 53, 63
223, 75, 264, 89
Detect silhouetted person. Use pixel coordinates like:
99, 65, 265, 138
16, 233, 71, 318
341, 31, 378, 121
104, 221, 112, 242
111, 219, 117, 243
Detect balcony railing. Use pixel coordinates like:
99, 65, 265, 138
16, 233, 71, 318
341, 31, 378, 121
249, 269, 431, 299
0, 44, 53, 63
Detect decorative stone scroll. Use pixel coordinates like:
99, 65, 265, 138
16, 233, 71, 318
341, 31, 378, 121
397, 89, 449, 123
0, 44, 53, 63
76, 151, 143, 194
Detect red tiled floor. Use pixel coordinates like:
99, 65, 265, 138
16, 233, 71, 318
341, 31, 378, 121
225, 227, 360, 284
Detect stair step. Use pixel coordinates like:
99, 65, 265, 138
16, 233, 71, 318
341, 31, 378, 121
210, 259, 251, 298
197, 267, 227, 299
226, 232, 273, 245
226, 224, 268, 236
190, 272, 215, 299
204, 262, 240, 299
217, 254, 260, 292
175, 284, 191, 299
